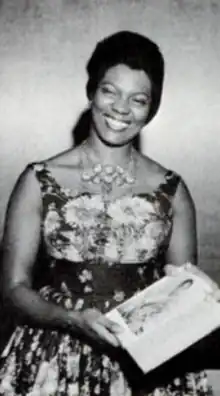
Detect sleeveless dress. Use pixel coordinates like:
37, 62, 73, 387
0, 163, 213, 396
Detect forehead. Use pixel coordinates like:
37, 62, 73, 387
100, 64, 151, 93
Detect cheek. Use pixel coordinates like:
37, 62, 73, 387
91, 106, 106, 133
92, 93, 111, 112
133, 108, 150, 126
92, 102, 104, 120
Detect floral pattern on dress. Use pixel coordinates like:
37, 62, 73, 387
43, 191, 172, 264
0, 163, 213, 396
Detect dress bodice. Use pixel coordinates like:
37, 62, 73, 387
30, 162, 180, 266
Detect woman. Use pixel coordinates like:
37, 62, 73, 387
0, 31, 214, 395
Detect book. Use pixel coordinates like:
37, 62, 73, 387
106, 265, 220, 374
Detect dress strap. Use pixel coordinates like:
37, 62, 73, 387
27, 162, 57, 195
157, 170, 181, 199
28, 162, 80, 201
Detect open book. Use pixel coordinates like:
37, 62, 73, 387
106, 266, 220, 374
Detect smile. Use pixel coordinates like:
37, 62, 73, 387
104, 115, 130, 131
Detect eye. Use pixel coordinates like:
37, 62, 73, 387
100, 85, 116, 96
132, 97, 149, 106
133, 99, 147, 105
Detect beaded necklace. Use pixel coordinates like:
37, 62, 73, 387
81, 140, 137, 206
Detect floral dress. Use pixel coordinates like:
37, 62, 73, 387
0, 163, 213, 396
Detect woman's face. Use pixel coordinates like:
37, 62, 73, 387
90, 64, 152, 146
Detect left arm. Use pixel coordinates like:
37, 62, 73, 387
166, 178, 198, 266
165, 177, 220, 298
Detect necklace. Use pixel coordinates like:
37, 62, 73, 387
81, 140, 137, 203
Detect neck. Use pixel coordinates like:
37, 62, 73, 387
85, 133, 134, 166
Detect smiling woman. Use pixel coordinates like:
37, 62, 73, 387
91, 64, 151, 146
0, 31, 213, 396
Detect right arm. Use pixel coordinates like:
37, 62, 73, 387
1, 166, 79, 332
1, 165, 121, 347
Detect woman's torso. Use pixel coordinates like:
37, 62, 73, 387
28, 147, 180, 312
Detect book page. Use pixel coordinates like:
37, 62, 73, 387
106, 268, 220, 373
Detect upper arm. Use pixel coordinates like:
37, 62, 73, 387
1, 165, 42, 295
166, 178, 197, 266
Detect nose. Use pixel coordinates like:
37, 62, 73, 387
112, 96, 130, 115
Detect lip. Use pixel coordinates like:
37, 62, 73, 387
104, 114, 131, 131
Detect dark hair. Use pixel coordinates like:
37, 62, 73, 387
86, 30, 165, 124
73, 31, 164, 149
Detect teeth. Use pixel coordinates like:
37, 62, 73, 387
105, 116, 129, 131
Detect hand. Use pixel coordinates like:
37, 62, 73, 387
75, 308, 124, 349
164, 263, 220, 300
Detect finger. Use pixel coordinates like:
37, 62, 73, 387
164, 264, 182, 277
93, 323, 120, 347
182, 263, 210, 279
186, 265, 218, 285
84, 308, 102, 321
183, 262, 198, 273
182, 264, 219, 292
97, 316, 124, 334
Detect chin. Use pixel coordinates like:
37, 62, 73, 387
97, 131, 135, 147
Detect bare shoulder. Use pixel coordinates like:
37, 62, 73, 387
43, 146, 82, 170
7, 165, 42, 213
138, 153, 194, 208
137, 153, 169, 190
35, 146, 85, 191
